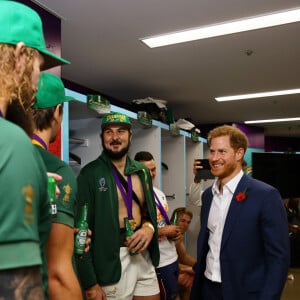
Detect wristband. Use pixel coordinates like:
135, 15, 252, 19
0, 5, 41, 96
143, 222, 155, 233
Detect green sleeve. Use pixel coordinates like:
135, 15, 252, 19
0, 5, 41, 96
54, 163, 77, 228
74, 170, 98, 289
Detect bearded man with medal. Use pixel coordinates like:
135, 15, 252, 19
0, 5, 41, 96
75, 112, 160, 300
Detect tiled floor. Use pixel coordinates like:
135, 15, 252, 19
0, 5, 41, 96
281, 268, 300, 300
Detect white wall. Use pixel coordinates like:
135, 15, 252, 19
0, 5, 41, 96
185, 139, 203, 258
161, 132, 186, 216
130, 124, 161, 188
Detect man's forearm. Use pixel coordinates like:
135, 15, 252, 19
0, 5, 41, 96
48, 264, 82, 300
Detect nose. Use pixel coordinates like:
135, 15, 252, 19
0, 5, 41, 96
209, 152, 219, 161
111, 131, 120, 139
150, 170, 156, 180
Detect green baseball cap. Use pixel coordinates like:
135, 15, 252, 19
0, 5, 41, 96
0, 1, 70, 70
33, 73, 74, 109
101, 112, 131, 129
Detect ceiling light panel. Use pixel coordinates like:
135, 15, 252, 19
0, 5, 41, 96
245, 117, 300, 124
141, 8, 300, 48
215, 89, 300, 102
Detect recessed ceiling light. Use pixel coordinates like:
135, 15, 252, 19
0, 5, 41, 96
215, 88, 300, 102
245, 117, 300, 124
141, 7, 300, 48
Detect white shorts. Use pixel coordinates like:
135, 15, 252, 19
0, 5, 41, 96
102, 247, 159, 299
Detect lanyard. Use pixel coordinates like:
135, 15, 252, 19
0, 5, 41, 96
112, 167, 133, 220
154, 191, 170, 225
32, 133, 48, 150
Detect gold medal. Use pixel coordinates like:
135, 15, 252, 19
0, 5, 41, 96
129, 219, 137, 231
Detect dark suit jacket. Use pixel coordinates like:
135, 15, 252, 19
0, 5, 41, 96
190, 174, 289, 300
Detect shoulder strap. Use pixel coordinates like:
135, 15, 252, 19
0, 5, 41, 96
112, 165, 142, 209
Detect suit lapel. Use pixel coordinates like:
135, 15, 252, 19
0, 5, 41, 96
221, 174, 249, 250
202, 188, 213, 228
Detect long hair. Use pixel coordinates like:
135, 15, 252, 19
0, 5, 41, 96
0, 44, 38, 136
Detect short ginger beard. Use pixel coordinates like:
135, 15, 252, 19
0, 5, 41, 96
101, 135, 131, 160
212, 160, 238, 181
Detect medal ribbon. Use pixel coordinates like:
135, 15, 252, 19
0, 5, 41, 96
32, 133, 48, 150
154, 191, 170, 225
112, 167, 133, 220
0, 110, 3, 118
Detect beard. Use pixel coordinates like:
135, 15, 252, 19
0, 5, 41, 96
211, 160, 237, 180
102, 138, 131, 160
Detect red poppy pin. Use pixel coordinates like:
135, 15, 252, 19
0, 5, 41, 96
236, 188, 247, 203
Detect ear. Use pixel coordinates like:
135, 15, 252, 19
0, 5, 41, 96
14, 42, 26, 78
236, 147, 245, 162
53, 104, 63, 122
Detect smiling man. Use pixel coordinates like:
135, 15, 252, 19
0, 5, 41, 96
191, 125, 289, 300
75, 112, 160, 300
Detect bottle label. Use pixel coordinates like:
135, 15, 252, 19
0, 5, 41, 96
50, 204, 57, 215
74, 229, 88, 255
78, 230, 87, 240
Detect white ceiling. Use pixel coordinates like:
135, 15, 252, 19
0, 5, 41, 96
35, 0, 300, 137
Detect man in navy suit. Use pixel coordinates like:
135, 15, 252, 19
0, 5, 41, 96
190, 125, 289, 300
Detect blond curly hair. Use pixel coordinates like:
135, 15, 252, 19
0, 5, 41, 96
0, 43, 38, 111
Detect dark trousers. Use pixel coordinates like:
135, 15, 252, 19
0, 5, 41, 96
201, 277, 223, 300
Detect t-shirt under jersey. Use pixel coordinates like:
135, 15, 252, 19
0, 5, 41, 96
154, 186, 178, 268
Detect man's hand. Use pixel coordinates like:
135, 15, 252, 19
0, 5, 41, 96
86, 284, 106, 300
159, 225, 181, 239
178, 264, 195, 287
193, 159, 203, 183
47, 172, 62, 197
74, 228, 92, 255
178, 272, 194, 288
125, 224, 154, 254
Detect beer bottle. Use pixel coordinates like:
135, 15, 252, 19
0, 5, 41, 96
74, 203, 89, 255
124, 217, 137, 256
48, 176, 57, 216
171, 211, 178, 225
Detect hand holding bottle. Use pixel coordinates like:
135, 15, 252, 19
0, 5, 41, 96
74, 203, 89, 255
124, 219, 154, 255
74, 227, 92, 254
47, 172, 62, 198
85, 284, 106, 300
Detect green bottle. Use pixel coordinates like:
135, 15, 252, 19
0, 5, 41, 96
124, 217, 138, 256
171, 212, 178, 225
48, 176, 57, 216
74, 204, 89, 255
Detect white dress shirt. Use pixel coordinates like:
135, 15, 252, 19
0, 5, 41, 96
204, 170, 244, 282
